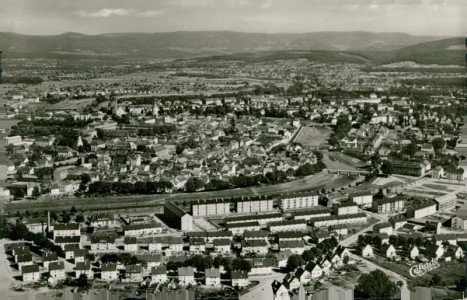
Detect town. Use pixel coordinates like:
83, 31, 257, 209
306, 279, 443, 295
0, 26, 466, 300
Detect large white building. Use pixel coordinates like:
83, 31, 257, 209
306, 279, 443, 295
349, 192, 373, 208
236, 196, 273, 213
268, 220, 307, 233
278, 191, 318, 210
452, 211, 467, 230
124, 223, 163, 236
406, 201, 437, 219
164, 202, 193, 231
311, 213, 367, 227
334, 202, 359, 216
52, 223, 80, 240
293, 209, 331, 221
191, 199, 230, 216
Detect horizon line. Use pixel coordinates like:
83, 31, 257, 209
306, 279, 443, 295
0, 30, 453, 38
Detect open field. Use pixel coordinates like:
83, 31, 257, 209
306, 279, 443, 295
47, 98, 95, 110
293, 126, 331, 147
322, 151, 368, 171
421, 183, 458, 192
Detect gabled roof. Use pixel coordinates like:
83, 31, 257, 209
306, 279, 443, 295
101, 263, 117, 272
231, 270, 248, 279
178, 267, 194, 277
49, 261, 65, 271
205, 268, 221, 278
151, 266, 167, 275
22, 264, 39, 273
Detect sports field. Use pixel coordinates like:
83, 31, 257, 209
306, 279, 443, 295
294, 126, 331, 147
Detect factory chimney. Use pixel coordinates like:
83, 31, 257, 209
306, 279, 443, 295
0, 51, 3, 84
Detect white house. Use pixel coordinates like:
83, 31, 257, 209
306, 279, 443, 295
205, 268, 221, 287
151, 266, 168, 284
49, 261, 66, 281
22, 264, 40, 283
362, 244, 374, 258
178, 267, 195, 286
231, 270, 249, 287
101, 263, 118, 281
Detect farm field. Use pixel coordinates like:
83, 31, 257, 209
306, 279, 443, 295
294, 126, 331, 147
48, 98, 95, 110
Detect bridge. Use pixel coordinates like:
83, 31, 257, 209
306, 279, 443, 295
327, 169, 370, 176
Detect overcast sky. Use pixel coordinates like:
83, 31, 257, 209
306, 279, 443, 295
1, 0, 465, 36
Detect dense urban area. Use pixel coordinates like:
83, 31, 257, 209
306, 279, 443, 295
0, 34, 465, 300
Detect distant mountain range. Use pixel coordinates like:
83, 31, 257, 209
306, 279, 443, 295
0, 31, 464, 65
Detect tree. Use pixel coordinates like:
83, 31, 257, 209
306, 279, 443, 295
76, 273, 89, 288
75, 215, 85, 222
356, 270, 398, 299
286, 255, 305, 271
431, 273, 443, 286
301, 250, 315, 262
232, 258, 252, 273
32, 186, 41, 198
432, 138, 445, 152
62, 212, 71, 223
381, 160, 393, 175
185, 177, 204, 192
70, 206, 77, 214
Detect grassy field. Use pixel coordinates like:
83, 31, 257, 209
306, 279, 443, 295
294, 126, 331, 147
48, 98, 95, 110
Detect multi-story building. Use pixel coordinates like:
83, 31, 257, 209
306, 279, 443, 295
123, 223, 163, 236
52, 223, 80, 240
278, 191, 318, 210
191, 199, 230, 216
231, 270, 249, 287
278, 240, 305, 255
205, 268, 221, 287
311, 213, 367, 227
268, 220, 307, 233
124, 237, 138, 252
49, 261, 66, 281
151, 266, 168, 284
452, 211, 467, 230
244, 231, 270, 241
392, 161, 425, 177
226, 221, 261, 235
22, 264, 40, 283
292, 209, 331, 221
178, 267, 195, 286
90, 236, 116, 252
89, 213, 119, 228
236, 196, 274, 213
349, 192, 373, 208
445, 167, 464, 181
213, 239, 231, 254
372, 196, 405, 213
75, 262, 93, 279
224, 213, 283, 226
241, 240, 269, 255
101, 263, 118, 281
333, 202, 359, 216
163, 201, 193, 231
406, 201, 437, 219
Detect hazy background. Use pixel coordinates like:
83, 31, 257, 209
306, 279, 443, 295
1, 0, 465, 36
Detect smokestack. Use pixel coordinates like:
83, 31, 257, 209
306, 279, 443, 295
47, 210, 50, 234
0, 51, 3, 84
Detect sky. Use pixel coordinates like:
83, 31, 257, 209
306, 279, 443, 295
1, 0, 465, 36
